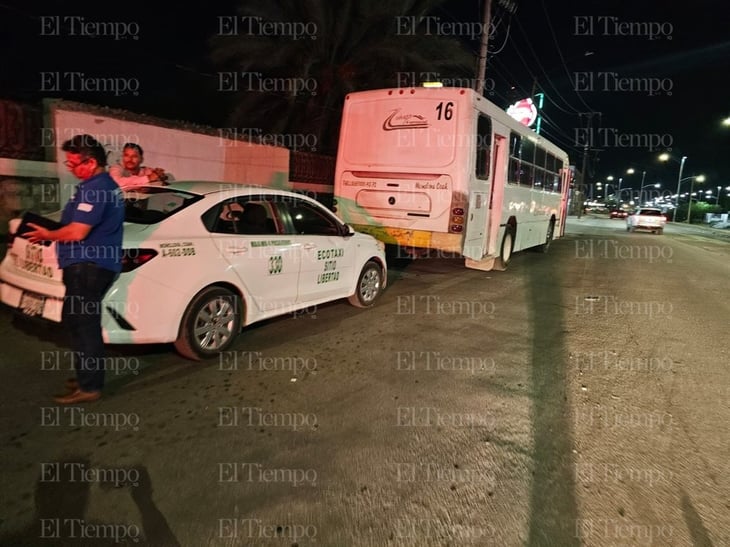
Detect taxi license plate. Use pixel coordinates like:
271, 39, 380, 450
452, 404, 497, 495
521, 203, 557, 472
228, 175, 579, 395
19, 291, 45, 317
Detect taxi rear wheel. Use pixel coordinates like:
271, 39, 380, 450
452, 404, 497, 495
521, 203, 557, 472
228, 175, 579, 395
174, 286, 242, 361
348, 261, 383, 308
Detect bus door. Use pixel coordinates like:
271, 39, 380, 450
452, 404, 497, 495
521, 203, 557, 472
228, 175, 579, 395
463, 114, 495, 260
463, 189, 489, 259
558, 167, 571, 236
486, 131, 508, 256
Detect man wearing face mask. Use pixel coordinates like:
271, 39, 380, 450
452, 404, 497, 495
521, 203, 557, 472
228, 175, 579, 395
109, 142, 168, 190
25, 134, 125, 404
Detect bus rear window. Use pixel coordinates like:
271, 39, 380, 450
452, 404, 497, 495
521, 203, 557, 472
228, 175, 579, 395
341, 98, 459, 168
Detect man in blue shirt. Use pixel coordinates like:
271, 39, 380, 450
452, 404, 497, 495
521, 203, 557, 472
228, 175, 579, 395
26, 134, 124, 404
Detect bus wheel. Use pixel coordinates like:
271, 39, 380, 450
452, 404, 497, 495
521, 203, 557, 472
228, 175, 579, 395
497, 227, 515, 270
536, 219, 555, 253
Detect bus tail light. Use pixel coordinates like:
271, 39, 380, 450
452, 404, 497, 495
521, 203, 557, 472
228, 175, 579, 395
121, 248, 158, 273
449, 205, 466, 233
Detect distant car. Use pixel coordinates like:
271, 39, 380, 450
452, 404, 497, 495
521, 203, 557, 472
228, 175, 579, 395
609, 209, 628, 219
626, 207, 666, 234
0, 182, 387, 360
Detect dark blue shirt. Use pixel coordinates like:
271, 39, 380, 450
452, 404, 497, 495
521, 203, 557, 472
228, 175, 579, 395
57, 172, 125, 272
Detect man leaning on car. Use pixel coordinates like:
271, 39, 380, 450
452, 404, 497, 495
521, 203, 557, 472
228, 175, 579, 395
24, 134, 124, 404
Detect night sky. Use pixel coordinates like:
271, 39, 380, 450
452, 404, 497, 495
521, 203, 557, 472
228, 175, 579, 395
2, 0, 728, 191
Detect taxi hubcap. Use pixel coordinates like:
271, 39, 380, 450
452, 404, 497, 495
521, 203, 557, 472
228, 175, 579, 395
195, 298, 235, 349
360, 269, 380, 303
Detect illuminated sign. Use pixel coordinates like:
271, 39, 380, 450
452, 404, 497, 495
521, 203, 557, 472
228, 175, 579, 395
506, 98, 537, 127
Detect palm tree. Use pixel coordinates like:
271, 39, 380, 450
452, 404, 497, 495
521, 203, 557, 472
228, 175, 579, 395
209, 0, 476, 154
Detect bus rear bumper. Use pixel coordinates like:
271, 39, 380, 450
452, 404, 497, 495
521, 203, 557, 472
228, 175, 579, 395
350, 225, 463, 255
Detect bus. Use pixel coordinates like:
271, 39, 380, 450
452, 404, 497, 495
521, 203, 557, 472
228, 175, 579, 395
332, 86, 572, 271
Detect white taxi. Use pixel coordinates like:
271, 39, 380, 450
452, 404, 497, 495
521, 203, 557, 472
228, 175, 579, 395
0, 182, 387, 360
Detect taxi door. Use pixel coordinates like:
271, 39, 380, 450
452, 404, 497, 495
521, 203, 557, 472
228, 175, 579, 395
212, 199, 300, 315
276, 197, 354, 303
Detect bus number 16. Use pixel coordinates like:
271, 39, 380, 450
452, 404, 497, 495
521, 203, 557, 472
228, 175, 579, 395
436, 101, 454, 120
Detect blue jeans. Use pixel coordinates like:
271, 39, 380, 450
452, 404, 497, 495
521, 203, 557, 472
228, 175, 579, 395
62, 263, 117, 392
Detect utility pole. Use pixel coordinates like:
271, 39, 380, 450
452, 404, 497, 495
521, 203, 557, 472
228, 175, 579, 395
474, 0, 492, 95
576, 113, 595, 219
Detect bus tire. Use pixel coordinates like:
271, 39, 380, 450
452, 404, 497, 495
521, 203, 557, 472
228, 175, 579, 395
497, 227, 515, 270
536, 219, 556, 253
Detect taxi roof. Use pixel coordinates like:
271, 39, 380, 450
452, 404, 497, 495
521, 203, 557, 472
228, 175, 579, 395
155, 181, 299, 198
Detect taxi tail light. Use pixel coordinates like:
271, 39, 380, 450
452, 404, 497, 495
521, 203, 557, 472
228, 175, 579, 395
121, 248, 158, 273
7, 218, 23, 248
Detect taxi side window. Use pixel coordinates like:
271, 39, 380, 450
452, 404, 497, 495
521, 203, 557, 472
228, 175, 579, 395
283, 200, 342, 236
204, 199, 279, 235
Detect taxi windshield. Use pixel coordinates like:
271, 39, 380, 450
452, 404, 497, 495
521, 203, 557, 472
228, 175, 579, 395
123, 187, 203, 224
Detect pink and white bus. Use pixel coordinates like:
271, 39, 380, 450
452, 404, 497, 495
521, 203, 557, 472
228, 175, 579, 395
333, 86, 572, 270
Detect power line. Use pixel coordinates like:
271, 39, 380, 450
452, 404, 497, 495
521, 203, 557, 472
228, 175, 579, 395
511, 16, 582, 115
538, 0, 595, 113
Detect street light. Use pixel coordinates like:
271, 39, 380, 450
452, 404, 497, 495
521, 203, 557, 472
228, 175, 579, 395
617, 177, 624, 204
626, 168, 647, 187
639, 183, 661, 205
717, 186, 722, 205
685, 174, 707, 224
598, 179, 618, 203
659, 153, 686, 222
624, 168, 647, 203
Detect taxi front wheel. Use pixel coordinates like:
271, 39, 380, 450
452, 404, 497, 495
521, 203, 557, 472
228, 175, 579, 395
175, 286, 243, 361
348, 261, 383, 308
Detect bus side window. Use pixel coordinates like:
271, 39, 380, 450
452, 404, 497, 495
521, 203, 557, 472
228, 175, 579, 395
509, 133, 521, 184
519, 137, 535, 187
533, 147, 546, 191
475, 115, 492, 180
554, 158, 565, 192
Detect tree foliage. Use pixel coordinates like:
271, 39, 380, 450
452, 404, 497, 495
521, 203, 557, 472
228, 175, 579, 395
209, 0, 476, 154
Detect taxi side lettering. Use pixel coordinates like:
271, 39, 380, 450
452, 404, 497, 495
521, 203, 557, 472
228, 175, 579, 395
316, 248, 344, 260
160, 241, 196, 257
14, 244, 54, 278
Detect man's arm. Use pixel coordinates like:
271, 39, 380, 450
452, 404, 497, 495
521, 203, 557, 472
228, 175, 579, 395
24, 221, 92, 244
109, 164, 159, 190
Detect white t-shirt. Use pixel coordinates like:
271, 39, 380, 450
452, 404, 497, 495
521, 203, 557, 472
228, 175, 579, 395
109, 164, 164, 190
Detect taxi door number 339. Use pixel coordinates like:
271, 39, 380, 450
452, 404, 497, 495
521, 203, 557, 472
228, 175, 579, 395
268, 255, 283, 275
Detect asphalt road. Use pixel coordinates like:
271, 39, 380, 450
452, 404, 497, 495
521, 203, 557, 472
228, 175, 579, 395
0, 217, 728, 546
